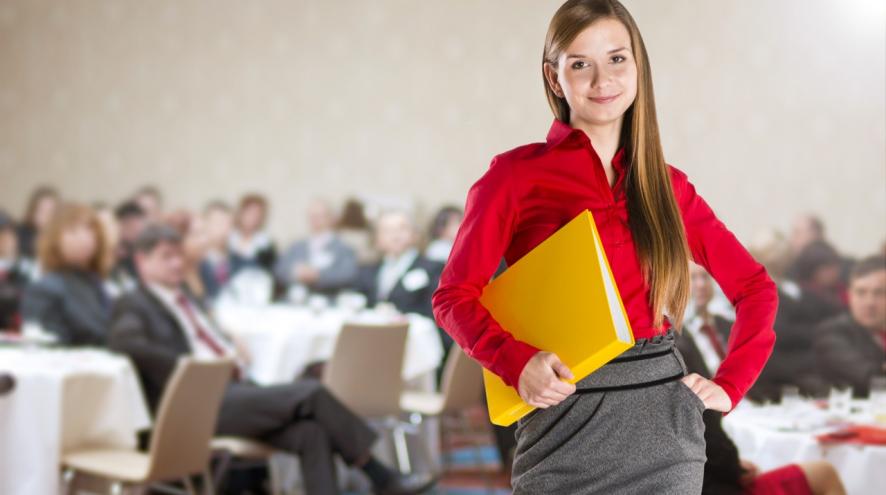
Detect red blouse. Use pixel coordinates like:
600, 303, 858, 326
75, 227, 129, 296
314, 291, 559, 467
431, 118, 778, 412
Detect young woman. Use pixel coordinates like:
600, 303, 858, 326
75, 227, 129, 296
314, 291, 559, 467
431, 0, 778, 492
21, 203, 115, 346
229, 193, 277, 272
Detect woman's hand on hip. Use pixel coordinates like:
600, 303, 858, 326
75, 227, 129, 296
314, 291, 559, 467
681, 372, 731, 412
517, 351, 576, 409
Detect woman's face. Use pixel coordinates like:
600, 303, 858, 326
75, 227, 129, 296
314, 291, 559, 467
59, 221, 98, 269
238, 203, 265, 233
375, 213, 416, 257
33, 195, 59, 229
545, 17, 638, 130
690, 263, 714, 308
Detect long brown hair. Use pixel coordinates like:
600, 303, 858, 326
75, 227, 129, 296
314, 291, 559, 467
37, 203, 114, 277
543, 0, 691, 331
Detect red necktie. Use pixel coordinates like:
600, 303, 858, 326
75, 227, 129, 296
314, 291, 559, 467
175, 293, 226, 357
700, 322, 727, 360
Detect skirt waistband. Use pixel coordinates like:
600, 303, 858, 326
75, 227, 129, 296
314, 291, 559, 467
573, 328, 688, 393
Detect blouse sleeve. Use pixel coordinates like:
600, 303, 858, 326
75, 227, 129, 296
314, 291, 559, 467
672, 166, 778, 413
432, 156, 541, 389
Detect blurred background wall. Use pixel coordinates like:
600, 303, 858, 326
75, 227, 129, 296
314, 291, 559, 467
0, 0, 883, 254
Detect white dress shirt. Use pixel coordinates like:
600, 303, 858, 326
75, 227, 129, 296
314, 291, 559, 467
377, 248, 419, 301
685, 314, 726, 375
146, 283, 238, 361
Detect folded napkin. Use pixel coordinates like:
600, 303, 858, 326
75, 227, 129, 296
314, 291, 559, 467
816, 425, 886, 445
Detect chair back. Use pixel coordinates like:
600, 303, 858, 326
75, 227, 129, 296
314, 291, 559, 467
146, 357, 234, 481
439, 347, 484, 413
322, 322, 408, 417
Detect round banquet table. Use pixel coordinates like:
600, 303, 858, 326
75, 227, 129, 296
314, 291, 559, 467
0, 347, 151, 495
213, 303, 445, 385
722, 399, 886, 495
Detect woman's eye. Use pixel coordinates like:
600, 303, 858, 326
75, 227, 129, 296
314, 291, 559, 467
571, 60, 588, 70
612, 55, 626, 63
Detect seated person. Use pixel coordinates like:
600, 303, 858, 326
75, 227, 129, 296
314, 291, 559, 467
747, 231, 832, 399
814, 255, 886, 397
113, 200, 148, 283
229, 193, 277, 272
337, 197, 379, 265
21, 203, 114, 346
424, 206, 462, 264
356, 210, 443, 322
199, 201, 248, 302
681, 263, 734, 376
676, 267, 847, 494
108, 224, 435, 495
17, 185, 60, 261
787, 240, 848, 314
0, 211, 28, 331
274, 198, 358, 300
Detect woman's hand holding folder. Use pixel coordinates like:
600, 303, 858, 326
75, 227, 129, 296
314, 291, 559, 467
518, 351, 578, 408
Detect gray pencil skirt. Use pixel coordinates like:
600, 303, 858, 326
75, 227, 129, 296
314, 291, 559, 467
510, 329, 707, 494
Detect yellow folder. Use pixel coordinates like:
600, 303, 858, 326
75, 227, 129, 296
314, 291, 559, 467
479, 209, 635, 426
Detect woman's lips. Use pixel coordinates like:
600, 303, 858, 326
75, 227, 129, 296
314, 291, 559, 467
589, 93, 620, 104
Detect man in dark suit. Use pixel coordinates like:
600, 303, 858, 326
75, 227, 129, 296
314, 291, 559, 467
108, 224, 436, 495
356, 210, 442, 319
814, 255, 886, 397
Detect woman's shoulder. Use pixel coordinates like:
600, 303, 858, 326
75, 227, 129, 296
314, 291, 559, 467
472, 141, 549, 187
664, 162, 693, 203
492, 141, 551, 164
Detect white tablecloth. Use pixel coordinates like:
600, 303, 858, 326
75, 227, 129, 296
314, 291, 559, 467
722, 400, 886, 495
214, 304, 444, 385
0, 347, 151, 495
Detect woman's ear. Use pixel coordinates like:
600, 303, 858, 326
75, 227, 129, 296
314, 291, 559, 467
543, 62, 564, 98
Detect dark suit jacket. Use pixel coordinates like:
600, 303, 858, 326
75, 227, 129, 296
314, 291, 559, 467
676, 314, 732, 380
107, 285, 197, 412
814, 312, 886, 397
0, 260, 28, 329
109, 284, 320, 438
356, 253, 443, 319
21, 270, 112, 346
750, 285, 837, 400
676, 319, 746, 495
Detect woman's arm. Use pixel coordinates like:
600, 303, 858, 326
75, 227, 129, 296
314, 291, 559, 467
432, 156, 541, 389
672, 166, 778, 412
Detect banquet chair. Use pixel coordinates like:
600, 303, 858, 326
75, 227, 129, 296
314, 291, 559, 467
61, 358, 235, 495
399, 346, 489, 480
210, 436, 285, 495
322, 321, 412, 472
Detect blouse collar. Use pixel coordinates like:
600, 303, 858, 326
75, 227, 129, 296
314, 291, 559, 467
545, 118, 628, 172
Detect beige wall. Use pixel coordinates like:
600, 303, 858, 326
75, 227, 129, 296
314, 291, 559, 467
0, 0, 883, 256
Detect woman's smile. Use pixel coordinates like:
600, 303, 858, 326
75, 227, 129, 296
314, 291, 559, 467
589, 93, 621, 104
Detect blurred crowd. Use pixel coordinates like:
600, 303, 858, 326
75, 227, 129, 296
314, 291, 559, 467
0, 185, 466, 355
683, 214, 886, 402
0, 184, 884, 400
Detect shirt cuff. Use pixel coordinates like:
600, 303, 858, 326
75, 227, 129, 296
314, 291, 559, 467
496, 338, 542, 390
712, 377, 741, 416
